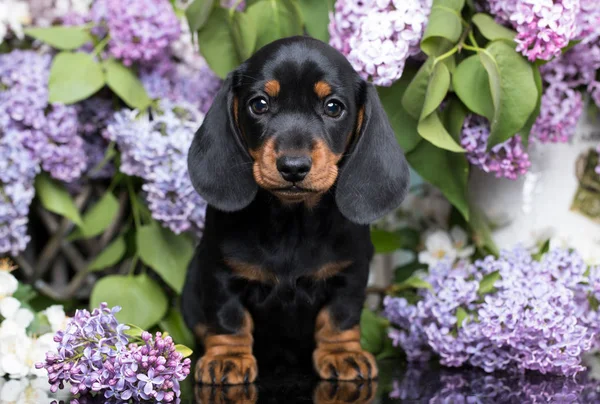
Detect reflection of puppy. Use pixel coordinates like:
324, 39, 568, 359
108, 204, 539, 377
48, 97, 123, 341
193, 380, 378, 404
183, 36, 409, 385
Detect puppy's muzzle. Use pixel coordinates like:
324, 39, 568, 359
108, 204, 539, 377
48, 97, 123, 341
276, 155, 312, 183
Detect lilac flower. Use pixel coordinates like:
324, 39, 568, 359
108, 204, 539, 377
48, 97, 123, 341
0, 130, 39, 255
0, 50, 87, 182
384, 246, 599, 376
36, 304, 191, 402
329, 0, 432, 86
530, 81, 583, 143
99, 0, 181, 66
461, 115, 531, 179
106, 101, 207, 235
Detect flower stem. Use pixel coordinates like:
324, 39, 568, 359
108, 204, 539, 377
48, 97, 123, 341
128, 255, 139, 276
92, 35, 110, 58
434, 46, 459, 65
468, 31, 479, 48
126, 178, 141, 229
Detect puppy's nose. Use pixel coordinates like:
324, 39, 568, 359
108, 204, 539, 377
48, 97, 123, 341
276, 156, 311, 183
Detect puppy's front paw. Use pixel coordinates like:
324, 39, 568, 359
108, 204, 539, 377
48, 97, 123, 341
314, 380, 378, 404
313, 349, 378, 380
195, 353, 258, 385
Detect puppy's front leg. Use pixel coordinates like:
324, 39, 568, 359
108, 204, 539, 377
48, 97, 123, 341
313, 262, 377, 381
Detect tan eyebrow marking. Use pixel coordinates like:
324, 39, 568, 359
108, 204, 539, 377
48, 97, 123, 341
314, 81, 332, 99
264, 80, 280, 97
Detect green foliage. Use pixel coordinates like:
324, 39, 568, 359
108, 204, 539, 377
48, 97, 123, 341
35, 174, 83, 226
453, 55, 494, 119
478, 270, 501, 295
370, 229, 402, 254
407, 141, 470, 220
70, 192, 119, 240
472, 13, 516, 42
246, 0, 303, 50
48, 52, 105, 104
90, 273, 168, 329
88, 236, 127, 272
360, 308, 386, 355
297, 0, 330, 42
24, 26, 93, 50
175, 344, 194, 358
103, 59, 152, 110
186, 0, 216, 31
469, 205, 499, 256
160, 308, 195, 349
394, 261, 427, 283
421, 0, 465, 56
478, 41, 538, 148
136, 220, 195, 294
393, 275, 433, 292
455, 307, 468, 329
197, 7, 243, 78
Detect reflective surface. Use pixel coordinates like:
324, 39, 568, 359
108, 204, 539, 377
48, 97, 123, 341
54, 360, 600, 403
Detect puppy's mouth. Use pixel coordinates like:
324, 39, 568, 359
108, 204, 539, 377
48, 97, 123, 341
271, 185, 317, 196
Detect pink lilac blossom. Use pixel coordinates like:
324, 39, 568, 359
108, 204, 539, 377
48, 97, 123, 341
106, 101, 207, 235
95, 0, 180, 66
35, 303, 191, 402
460, 115, 531, 179
329, 0, 432, 86
530, 81, 583, 143
0, 50, 87, 183
383, 246, 599, 376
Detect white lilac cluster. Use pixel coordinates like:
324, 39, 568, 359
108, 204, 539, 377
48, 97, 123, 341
329, 0, 432, 86
0, 260, 68, 379
384, 245, 600, 376
106, 101, 207, 235
0, 0, 30, 43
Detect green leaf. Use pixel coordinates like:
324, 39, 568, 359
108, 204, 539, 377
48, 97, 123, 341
186, 0, 215, 31
417, 111, 465, 152
12, 283, 37, 304
455, 307, 468, 329
421, 0, 465, 56
440, 97, 469, 144
90, 274, 168, 329
70, 192, 119, 240
370, 229, 402, 254
231, 11, 257, 61
469, 205, 499, 256
472, 13, 516, 42
297, 0, 330, 42
48, 52, 105, 104
478, 270, 501, 295
136, 220, 195, 294
124, 324, 145, 338
478, 41, 538, 148
103, 59, 151, 110
246, 0, 303, 50
394, 261, 427, 283
532, 239, 550, 261
397, 228, 421, 251
360, 309, 386, 355
198, 7, 241, 78
378, 68, 421, 153
35, 174, 83, 226
175, 344, 194, 358
589, 294, 600, 311
407, 141, 469, 220
519, 66, 543, 148
453, 55, 494, 119
421, 62, 451, 119
24, 26, 93, 50
160, 308, 195, 348
402, 58, 433, 120
88, 236, 127, 272
395, 275, 433, 291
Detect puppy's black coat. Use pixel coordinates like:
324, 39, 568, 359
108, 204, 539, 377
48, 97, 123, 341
182, 36, 409, 384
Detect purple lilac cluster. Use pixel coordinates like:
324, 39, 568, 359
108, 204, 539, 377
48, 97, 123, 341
0, 130, 40, 255
460, 115, 531, 180
0, 50, 87, 182
36, 303, 191, 402
390, 363, 600, 402
106, 101, 207, 235
91, 0, 180, 66
530, 81, 583, 143
384, 246, 600, 376
487, 0, 580, 62
329, 0, 432, 86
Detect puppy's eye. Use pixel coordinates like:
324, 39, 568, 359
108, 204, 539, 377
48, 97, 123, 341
250, 97, 269, 114
324, 100, 343, 117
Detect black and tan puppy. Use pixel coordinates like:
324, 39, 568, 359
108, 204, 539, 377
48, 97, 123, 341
183, 36, 409, 385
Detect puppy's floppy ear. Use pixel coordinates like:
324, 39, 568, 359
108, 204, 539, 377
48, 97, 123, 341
188, 74, 257, 211
335, 84, 410, 224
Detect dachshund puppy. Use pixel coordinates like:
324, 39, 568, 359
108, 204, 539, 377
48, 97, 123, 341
183, 36, 409, 385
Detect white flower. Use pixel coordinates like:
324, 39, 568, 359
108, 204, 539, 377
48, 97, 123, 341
42, 305, 67, 333
0, 0, 31, 43
28, 333, 55, 378
0, 297, 34, 329
0, 377, 51, 403
0, 320, 31, 378
0, 271, 18, 299
418, 227, 475, 266
418, 230, 458, 266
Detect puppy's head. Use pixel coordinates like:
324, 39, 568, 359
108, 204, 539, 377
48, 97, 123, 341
188, 36, 409, 224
